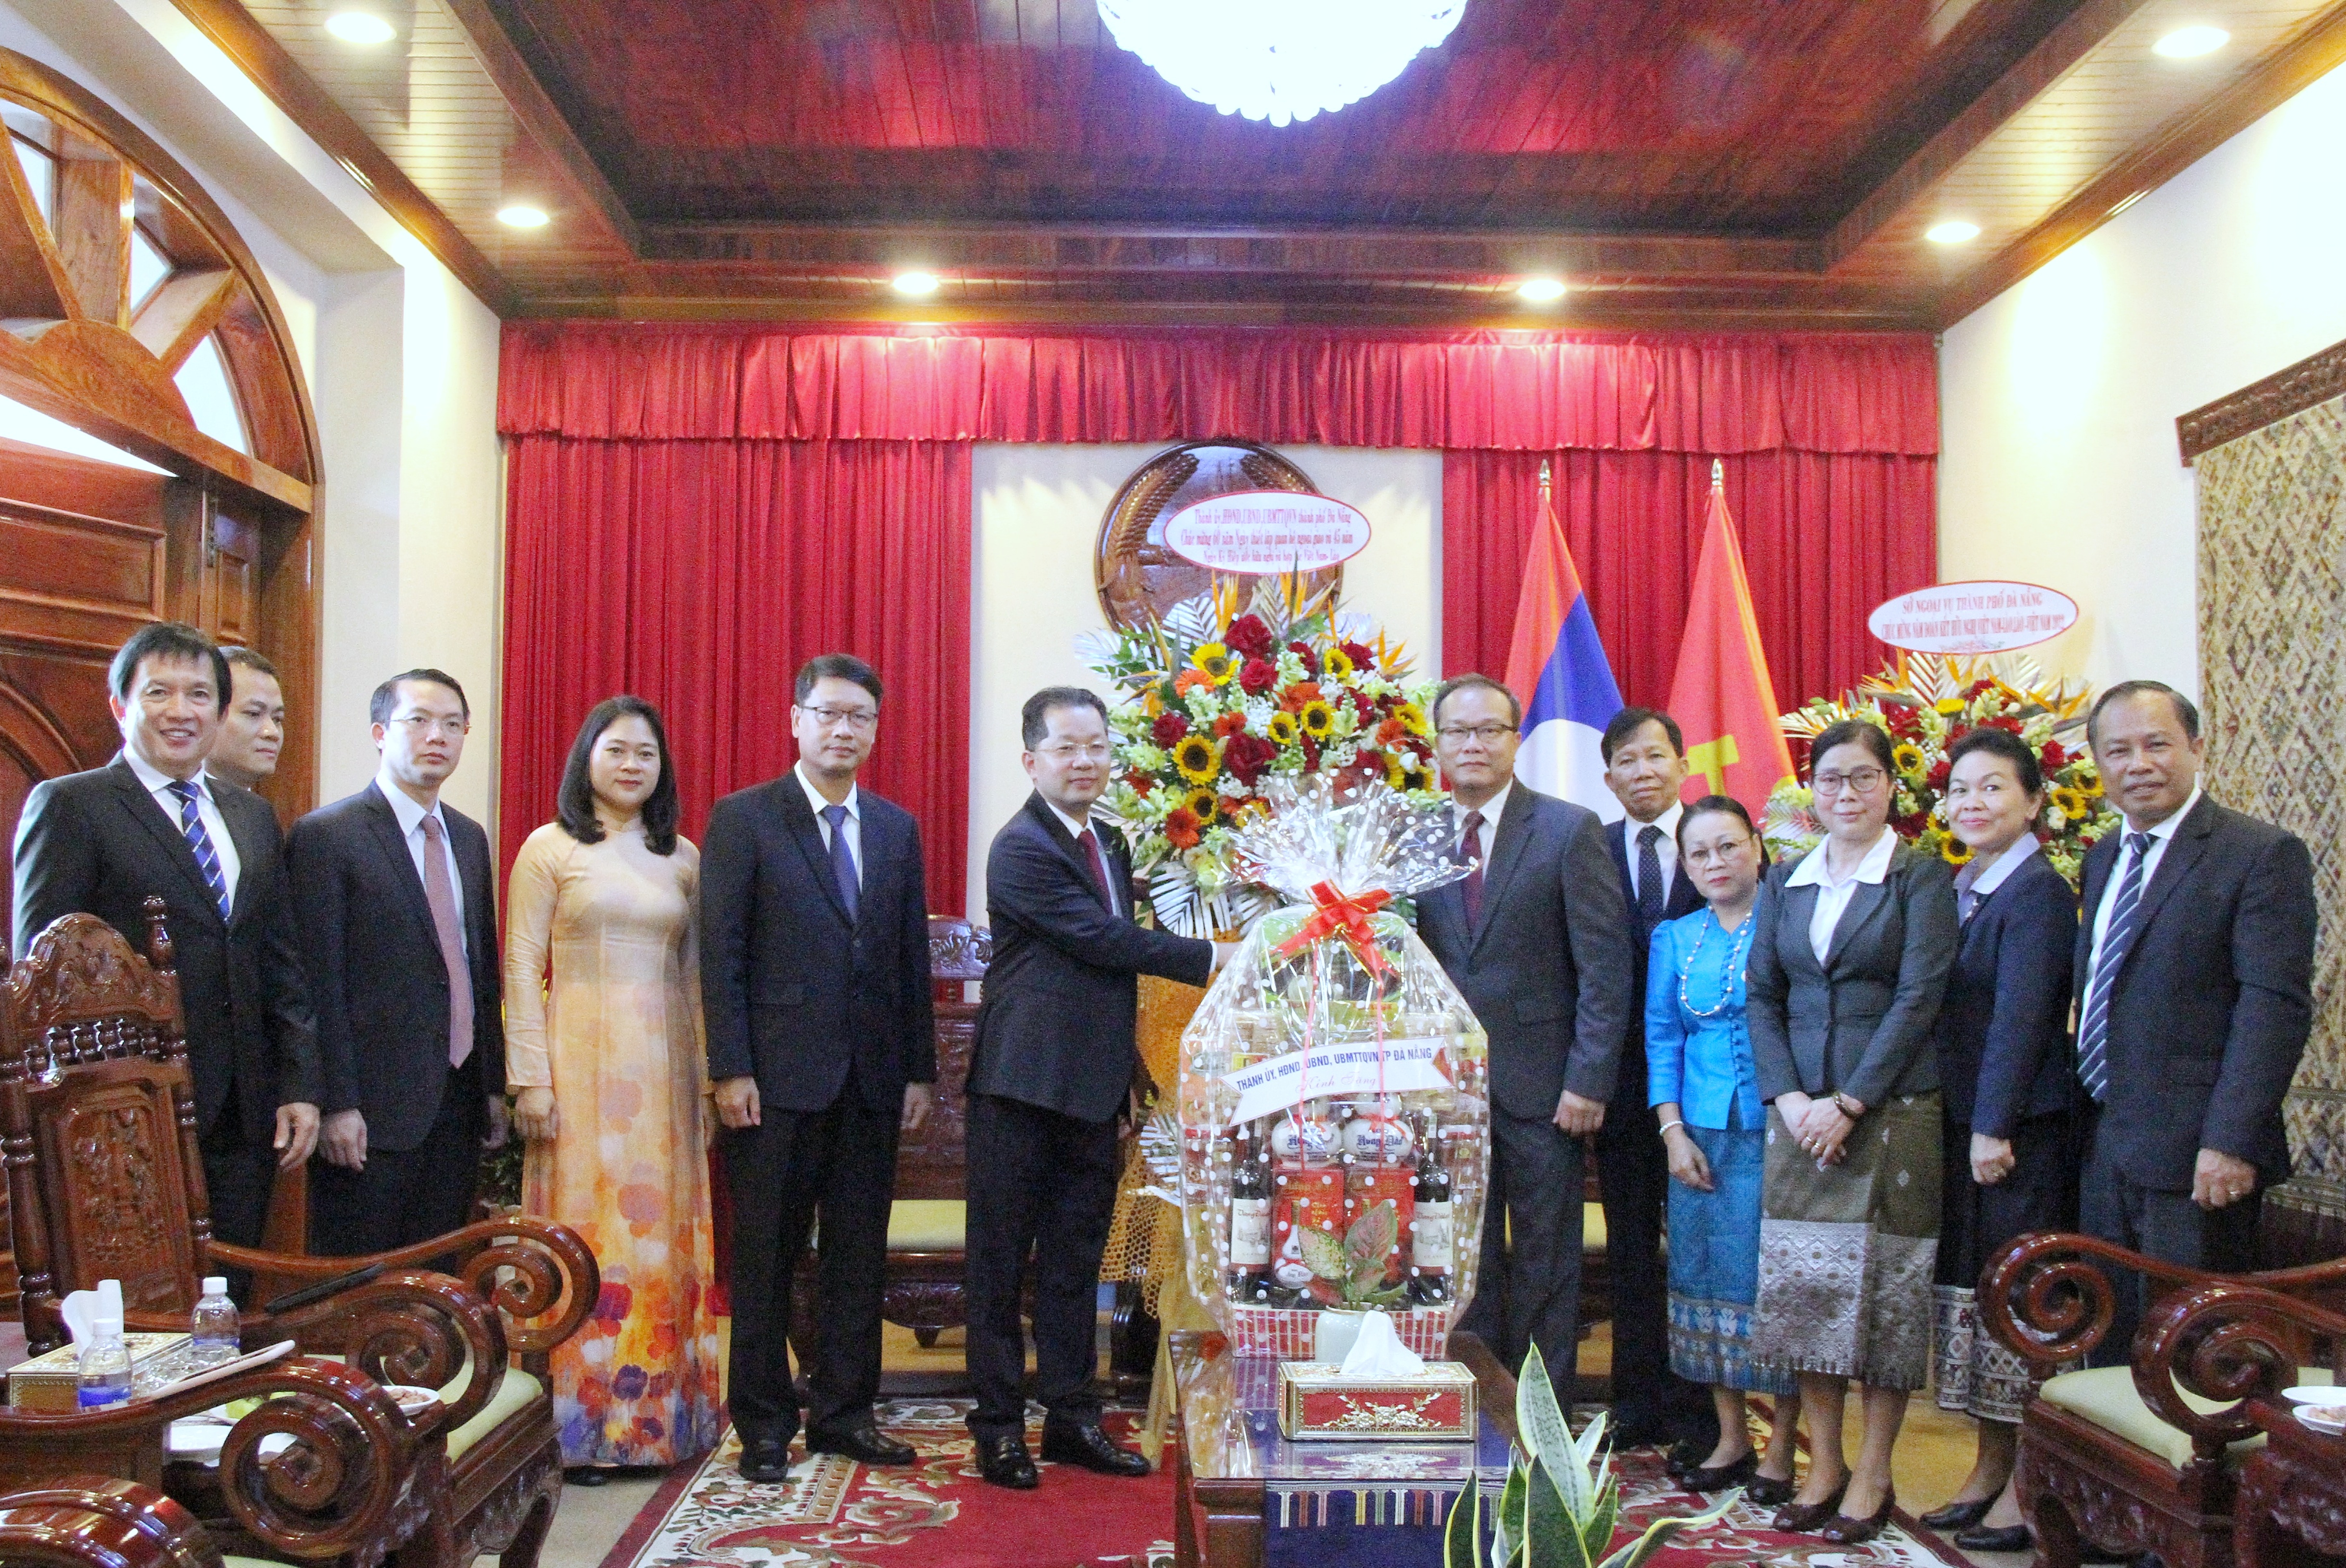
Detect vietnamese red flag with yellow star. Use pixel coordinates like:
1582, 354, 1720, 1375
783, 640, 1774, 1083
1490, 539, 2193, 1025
1666, 468, 1796, 810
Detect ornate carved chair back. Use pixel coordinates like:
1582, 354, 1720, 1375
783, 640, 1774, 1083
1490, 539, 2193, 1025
0, 901, 210, 1348
896, 917, 991, 1202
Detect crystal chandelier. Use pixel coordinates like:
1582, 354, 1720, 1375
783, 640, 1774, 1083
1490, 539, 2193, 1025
1096, 0, 1468, 128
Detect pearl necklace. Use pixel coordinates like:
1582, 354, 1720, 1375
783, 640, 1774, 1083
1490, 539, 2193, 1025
1678, 910, 1755, 1020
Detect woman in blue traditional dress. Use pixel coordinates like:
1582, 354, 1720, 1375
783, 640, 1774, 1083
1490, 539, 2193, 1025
1645, 795, 1800, 1497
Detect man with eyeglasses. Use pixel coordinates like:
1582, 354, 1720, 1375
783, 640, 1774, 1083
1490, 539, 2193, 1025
288, 668, 508, 1254
962, 687, 1232, 1490
699, 653, 937, 1485
1418, 673, 1630, 1387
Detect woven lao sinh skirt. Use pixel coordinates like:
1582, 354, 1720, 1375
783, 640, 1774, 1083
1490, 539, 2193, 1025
1749, 1091, 1942, 1392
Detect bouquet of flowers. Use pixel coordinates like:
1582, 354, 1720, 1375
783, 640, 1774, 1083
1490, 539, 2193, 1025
1762, 652, 2116, 886
1082, 577, 1441, 938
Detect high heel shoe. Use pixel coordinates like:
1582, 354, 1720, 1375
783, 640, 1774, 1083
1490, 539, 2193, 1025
1771, 1478, 1849, 1534
1684, 1452, 1757, 1493
1745, 1472, 1796, 1507
1818, 1489, 1898, 1546
1920, 1496, 1994, 1531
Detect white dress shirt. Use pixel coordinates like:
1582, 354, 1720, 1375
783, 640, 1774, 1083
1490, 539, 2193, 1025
378, 772, 465, 952
1047, 799, 1119, 916
1954, 831, 2041, 921
1625, 801, 1684, 904
796, 762, 863, 887
1785, 826, 1898, 965
2085, 784, 2201, 985
125, 749, 239, 906
1451, 781, 1513, 870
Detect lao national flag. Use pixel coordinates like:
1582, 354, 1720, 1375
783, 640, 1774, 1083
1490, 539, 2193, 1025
1665, 470, 1796, 810
1502, 486, 1625, 821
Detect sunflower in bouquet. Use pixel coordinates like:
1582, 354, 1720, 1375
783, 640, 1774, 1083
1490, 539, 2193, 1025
1762, 652, 2117, 887
1081, 577, 1442, 937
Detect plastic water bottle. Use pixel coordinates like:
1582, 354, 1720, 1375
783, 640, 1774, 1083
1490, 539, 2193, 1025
77, 1314, 132, 1409
192, 1276, 240, 1367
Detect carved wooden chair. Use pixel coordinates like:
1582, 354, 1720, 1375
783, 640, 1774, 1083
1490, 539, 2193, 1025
1, 906, 598, 1568
1981, 1230, 2346, 1568
0, 1475, 287, 1567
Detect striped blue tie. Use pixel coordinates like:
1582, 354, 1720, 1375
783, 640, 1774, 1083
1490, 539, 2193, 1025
2075, 831, 2153, 1101
165, 778, 232, 923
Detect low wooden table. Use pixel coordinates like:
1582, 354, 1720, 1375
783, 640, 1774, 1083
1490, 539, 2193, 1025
1168, 1329, 1519, 1568
2237, 1400, 2346, 1568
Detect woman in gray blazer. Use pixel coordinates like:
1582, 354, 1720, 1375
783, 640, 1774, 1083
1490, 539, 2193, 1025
1745, 718, 1957, 1544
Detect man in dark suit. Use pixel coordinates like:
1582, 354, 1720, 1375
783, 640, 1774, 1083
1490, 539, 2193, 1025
2074, 680, 2315, 1361
965, 687, 1226, 1490
12, 622, 318, 1256
701, 653, 936, 1486
288, 669, 506, 1256
1419, 673, 1631, 1384
207, 647, 287, 794
1597, 707, 1717, 1456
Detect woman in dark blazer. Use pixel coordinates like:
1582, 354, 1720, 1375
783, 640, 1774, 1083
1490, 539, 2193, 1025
1920, 726, 2080, 1552
1746, 718, 1957, 1544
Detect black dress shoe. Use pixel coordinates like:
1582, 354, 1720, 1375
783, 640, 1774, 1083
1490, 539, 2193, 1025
1041, 1417, 1152, 1477
976, 1433, 1039, 1490
1746, 1473, 1796, 1507
1956, 1524, 2034, 1553
1685, 1452, 1757, 1492
738, 1435, 792, 1485
1665, 1437, 1710, 1478
810, 1423, 917, 1466
1921, 1497, 1995, 1531
564, 1466, 610, 1487
1772, 1478, 1850, 1534
1817, 1490, 1896, 1546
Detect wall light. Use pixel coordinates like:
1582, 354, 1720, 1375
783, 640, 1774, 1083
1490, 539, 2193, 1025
2153, 26, 2229, 57
324, 12, 398, 44
1926, 220, 1981, 244
496, 205, 550, 229
1517, 277, 1567, 303
892, 272, 941, 297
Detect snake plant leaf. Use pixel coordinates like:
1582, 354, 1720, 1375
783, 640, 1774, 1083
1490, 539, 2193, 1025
1300, 1228, 1348, 1281
1574, 1407, 1610, 1470
1577, 1476, 1619, 1565
1525, 1457, 1589, 1568
1492, 1464, 1527, 1568
1515, 1346, 1587, 1517
1592, 1488, 1742, 1568
1443, 1477, 1481, 1568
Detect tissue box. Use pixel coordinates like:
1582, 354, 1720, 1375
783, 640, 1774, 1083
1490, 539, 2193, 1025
1276, 1359, 1477, 1441
8, 1333, 191, 1412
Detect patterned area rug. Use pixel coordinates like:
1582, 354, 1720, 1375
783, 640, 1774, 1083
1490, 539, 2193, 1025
598, 1400, 1174, 1568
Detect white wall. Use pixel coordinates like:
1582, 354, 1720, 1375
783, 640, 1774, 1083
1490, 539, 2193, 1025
0, 0, 508, 824
1939, 59, 2346, 697
967, 444, 1442, 919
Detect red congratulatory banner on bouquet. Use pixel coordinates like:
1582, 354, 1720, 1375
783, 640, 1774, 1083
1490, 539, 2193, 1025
1166, 491, 1373, 574
1868, 580, 2078, 654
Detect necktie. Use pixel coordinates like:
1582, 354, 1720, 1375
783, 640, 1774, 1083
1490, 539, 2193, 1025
2075, 831, 2154, 1102
164, 779, 232, 923
1077, 826, 1114, 912
418, 814, 474, 1070
823, 803, 860, 922
1636, 824, 1666, 934
1458, 810, 1487, 928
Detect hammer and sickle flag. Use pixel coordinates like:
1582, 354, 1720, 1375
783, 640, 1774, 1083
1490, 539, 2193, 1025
1665, 464, 1796, 808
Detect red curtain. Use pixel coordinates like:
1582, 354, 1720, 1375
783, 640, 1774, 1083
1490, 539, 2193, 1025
1441, 450, 1938, 714
498, 436, 971, 909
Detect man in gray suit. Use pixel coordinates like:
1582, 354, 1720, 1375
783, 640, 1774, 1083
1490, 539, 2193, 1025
1418, 673, 1632, 1378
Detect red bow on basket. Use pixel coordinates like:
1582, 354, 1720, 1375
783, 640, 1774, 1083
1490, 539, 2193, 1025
1274, 881, 1395, 978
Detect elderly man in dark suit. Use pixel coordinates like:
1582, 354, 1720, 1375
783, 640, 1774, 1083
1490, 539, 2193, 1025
964, 687, 1227, 1490
700, 653, 936, 1486
288, 669, 506, 1257
2074, 680, 2315, 1362
12, 621, 317, 1258
1598, 707, 1717, 1457
1420, 672, 1632, 1382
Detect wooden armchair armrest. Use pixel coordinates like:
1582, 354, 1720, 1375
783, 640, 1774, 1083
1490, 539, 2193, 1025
2134, 1280, 2346, 1465
0, 1358, 425, 1561
1981, 1230, 2346, 1368
0, 1476, 224, 1568
210, 1213, 599, 1359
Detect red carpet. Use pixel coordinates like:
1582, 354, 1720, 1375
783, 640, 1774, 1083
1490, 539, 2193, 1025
599, 1401, 1173, 1568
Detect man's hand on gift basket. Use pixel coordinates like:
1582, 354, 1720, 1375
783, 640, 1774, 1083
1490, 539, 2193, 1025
1211, 939, 1240, 973
1553, 1089, 1606, 1136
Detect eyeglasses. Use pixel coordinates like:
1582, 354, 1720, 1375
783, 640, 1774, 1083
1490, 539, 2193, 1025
1436, 723, 1516, 745
393, 715, 468, 738
798, 705, 878, 732
1813, 767, 1887, 795
1037, 742, 1113, 761
1680, 837, 1755, 868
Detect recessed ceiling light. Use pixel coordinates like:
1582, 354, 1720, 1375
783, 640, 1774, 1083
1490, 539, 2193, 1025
1926, 220, 1981, 245
2153, 25, 2229, 57
324, 12, 398, 44
892, 272, 940, 296
1517, 277, 1567, 303
496, 205, 550, 229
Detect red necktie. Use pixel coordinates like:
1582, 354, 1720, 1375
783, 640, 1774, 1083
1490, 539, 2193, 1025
1458, 810, 1486, 928
1078, 826, 1115, 912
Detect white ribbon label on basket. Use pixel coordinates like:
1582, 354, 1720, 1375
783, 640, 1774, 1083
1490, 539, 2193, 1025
1221, 1036, 1450, 1126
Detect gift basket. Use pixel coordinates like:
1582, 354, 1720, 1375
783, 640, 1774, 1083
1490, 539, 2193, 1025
1175, 775, 1490, 1359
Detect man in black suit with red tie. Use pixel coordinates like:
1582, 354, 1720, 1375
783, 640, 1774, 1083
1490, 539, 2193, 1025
1598, 708, 1719, 1460
963, 687, 1227, 1490
701, 654, 937, 1486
